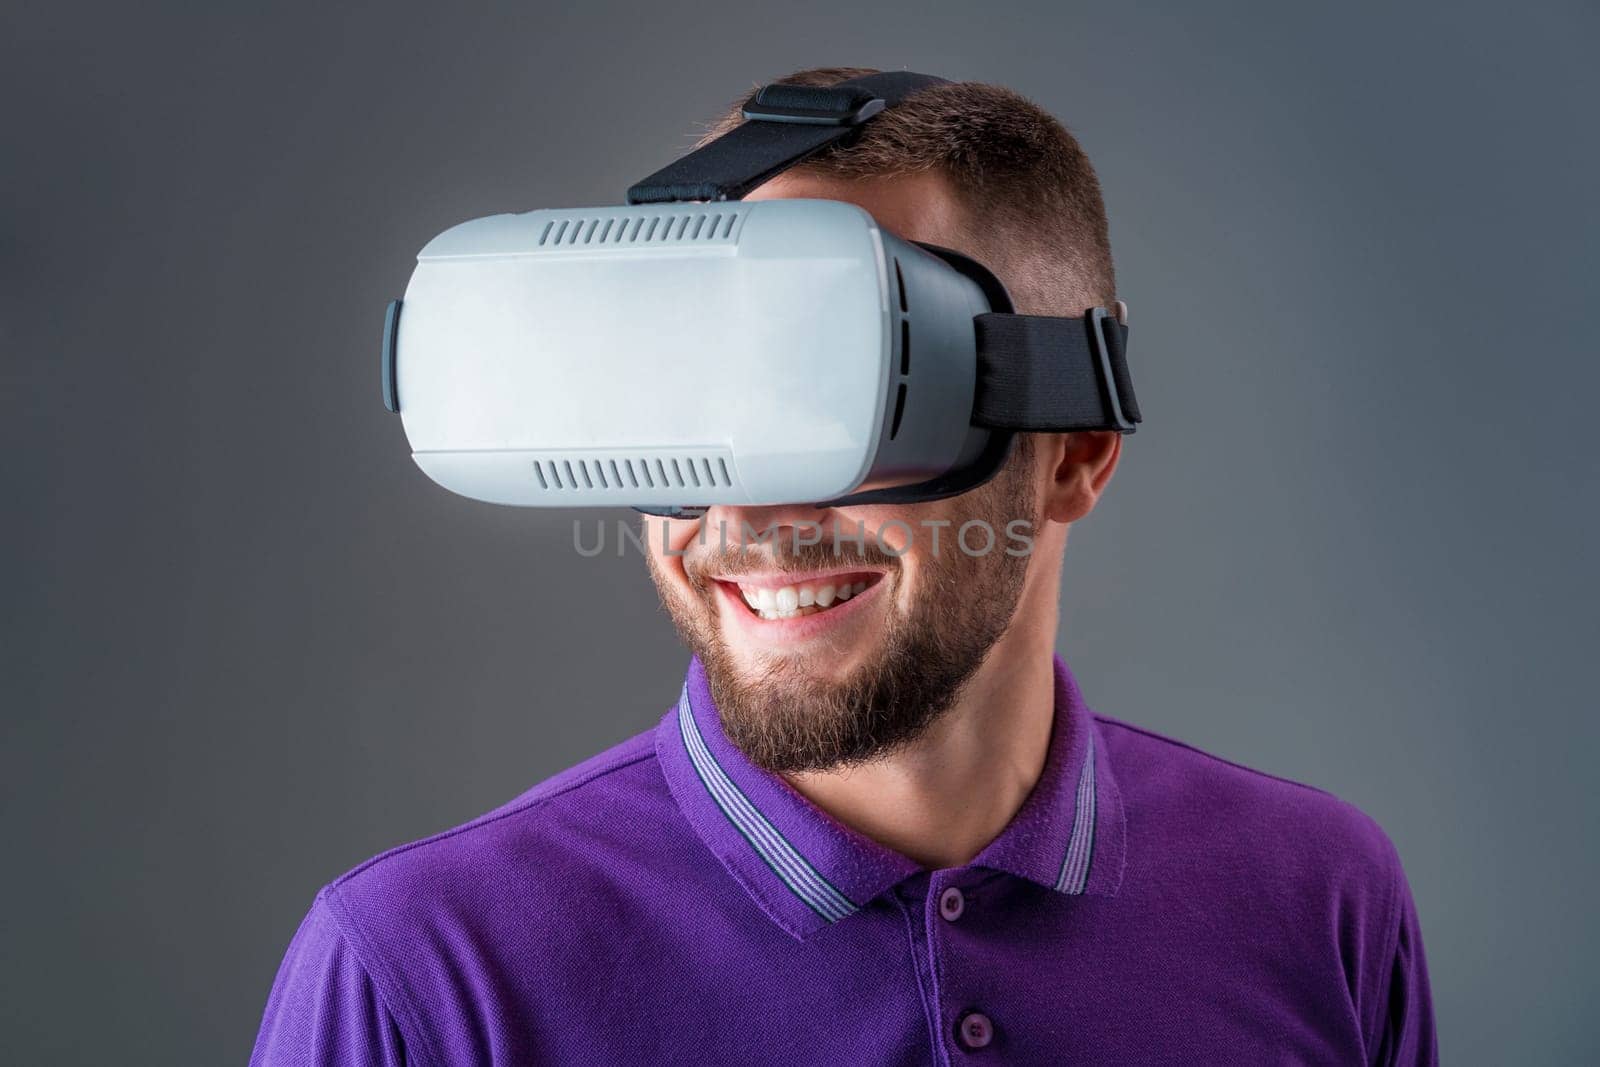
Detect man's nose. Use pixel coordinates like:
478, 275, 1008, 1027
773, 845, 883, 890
706, 502, 836, 548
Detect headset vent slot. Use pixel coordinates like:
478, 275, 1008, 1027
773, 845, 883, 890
535, 211, 743, 249
531, 453, 735, 492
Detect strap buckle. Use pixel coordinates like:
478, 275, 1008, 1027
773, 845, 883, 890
740, 86, 886, 126
1088, 307, 1138, 433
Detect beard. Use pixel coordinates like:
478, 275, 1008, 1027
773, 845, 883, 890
648, 437, 1039, 775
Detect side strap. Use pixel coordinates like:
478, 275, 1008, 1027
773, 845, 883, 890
626, 71, 949, 204
972, 310, 1142, 433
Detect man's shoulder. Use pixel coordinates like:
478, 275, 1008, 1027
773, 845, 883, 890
323, 725, 676, 919
1094, 712, 1403, 897
262, 725, 698, 1063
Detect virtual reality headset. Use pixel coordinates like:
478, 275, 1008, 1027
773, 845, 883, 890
381, 71, 1142, 517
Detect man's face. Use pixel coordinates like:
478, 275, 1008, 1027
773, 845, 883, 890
645, 170, 1044, 774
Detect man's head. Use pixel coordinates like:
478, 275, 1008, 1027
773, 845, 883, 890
645, 68, 1122, 774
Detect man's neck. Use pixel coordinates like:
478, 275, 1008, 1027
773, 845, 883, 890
780, 617, 1061, 872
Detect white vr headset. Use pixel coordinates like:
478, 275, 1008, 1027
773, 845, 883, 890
381, 71, 1142, 517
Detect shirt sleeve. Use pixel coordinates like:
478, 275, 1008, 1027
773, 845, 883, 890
250, 891, 408, 1067
1374, 853, 1438, 1066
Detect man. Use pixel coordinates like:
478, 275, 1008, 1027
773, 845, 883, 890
253, 68, 1436, 1064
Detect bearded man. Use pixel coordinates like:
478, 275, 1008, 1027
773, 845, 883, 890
253, 67, 1436, 1065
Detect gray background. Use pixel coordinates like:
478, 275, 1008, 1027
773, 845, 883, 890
5, 0, 1596, 1062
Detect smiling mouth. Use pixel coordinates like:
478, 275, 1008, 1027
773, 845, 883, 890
713, 571, 885, 621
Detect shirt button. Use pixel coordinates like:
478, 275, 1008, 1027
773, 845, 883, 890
957, 1010, 994, 1050
938, 886, 965, 922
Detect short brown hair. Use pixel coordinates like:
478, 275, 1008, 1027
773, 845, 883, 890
695, 66, 1116, 317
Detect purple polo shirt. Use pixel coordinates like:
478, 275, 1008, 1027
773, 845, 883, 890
252, 655, 1436, 1064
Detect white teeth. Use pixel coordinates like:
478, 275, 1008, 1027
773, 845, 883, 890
734, 576, 874, 620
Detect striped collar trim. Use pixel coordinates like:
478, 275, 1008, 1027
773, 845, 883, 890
655, 654, 1125, 941
675, 685, 860, 924
1055, 731, 1098, 893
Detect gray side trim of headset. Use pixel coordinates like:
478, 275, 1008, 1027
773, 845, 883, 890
381, 298, 402, 414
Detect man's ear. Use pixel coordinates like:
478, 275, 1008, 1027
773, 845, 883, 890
1038, 431, 1121, 525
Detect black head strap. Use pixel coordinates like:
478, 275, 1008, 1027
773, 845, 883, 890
974, 307, 1140, 433
626, 71, 950, 204
900, 243, 1139, 436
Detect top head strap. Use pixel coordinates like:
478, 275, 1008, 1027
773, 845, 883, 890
626, 71, 950, 204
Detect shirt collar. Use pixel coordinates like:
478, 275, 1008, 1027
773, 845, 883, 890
654, 652, 1126, 941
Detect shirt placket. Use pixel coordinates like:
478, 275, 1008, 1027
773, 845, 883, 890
896, 869, 1007, 1065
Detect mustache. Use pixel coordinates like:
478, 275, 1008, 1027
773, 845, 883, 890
683, 538, 901, 586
